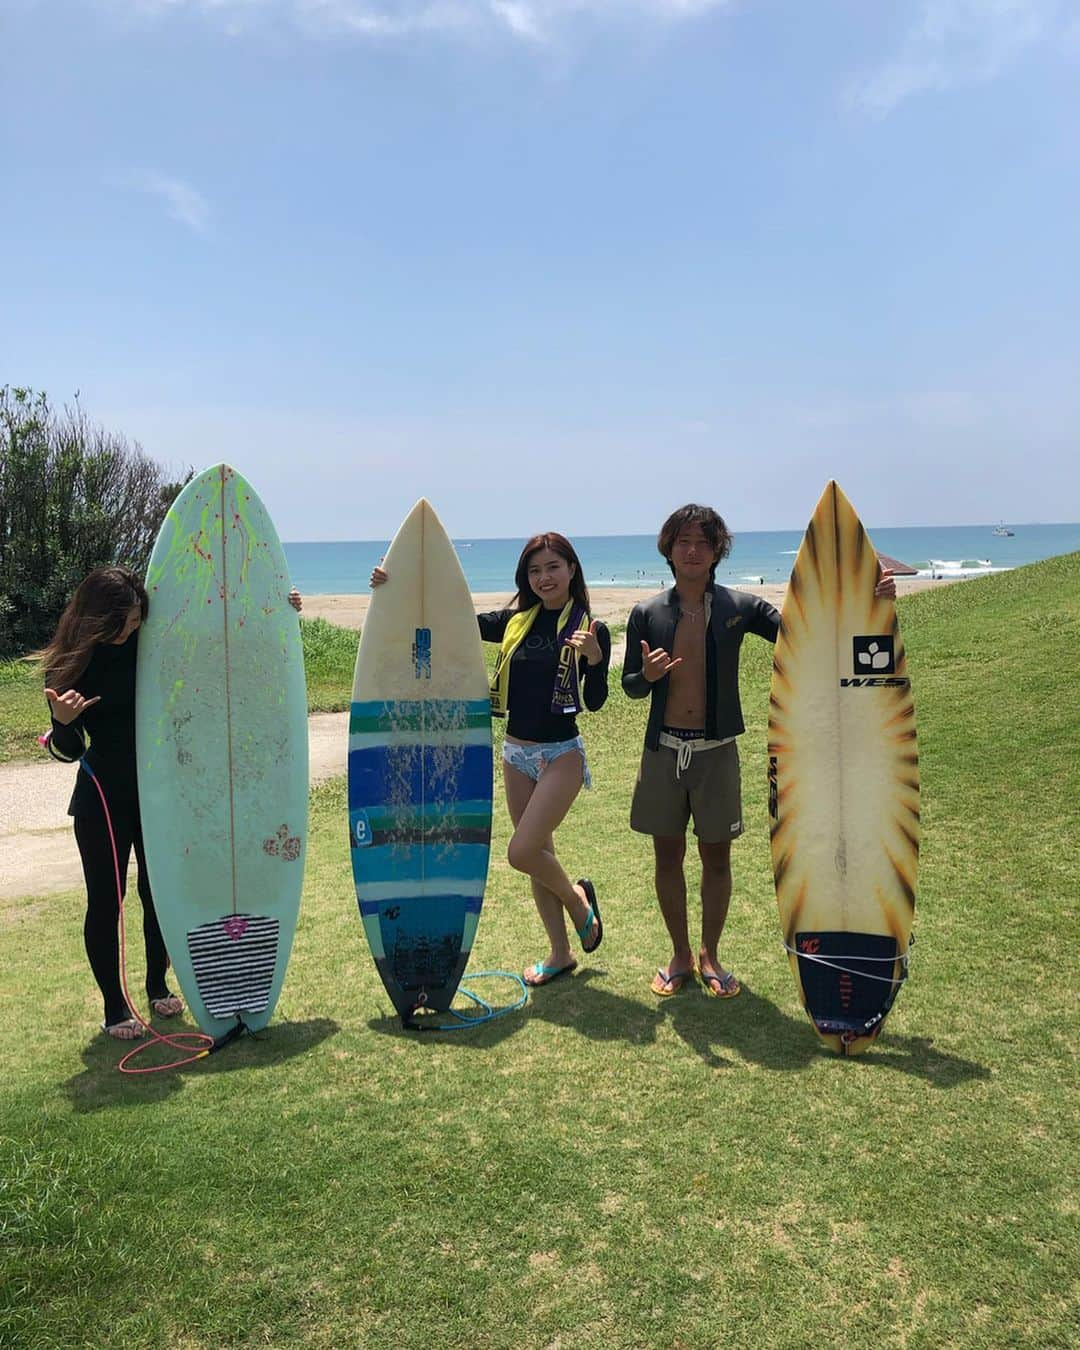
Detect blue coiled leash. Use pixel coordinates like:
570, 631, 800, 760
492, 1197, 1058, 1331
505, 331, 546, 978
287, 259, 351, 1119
406, 971, 528, 1032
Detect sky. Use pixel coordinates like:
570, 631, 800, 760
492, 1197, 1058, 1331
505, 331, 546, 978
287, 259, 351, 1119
3, 0, 1079, 541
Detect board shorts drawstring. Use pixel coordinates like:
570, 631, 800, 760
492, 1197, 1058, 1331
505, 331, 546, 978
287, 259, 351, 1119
658, 730, 735, 780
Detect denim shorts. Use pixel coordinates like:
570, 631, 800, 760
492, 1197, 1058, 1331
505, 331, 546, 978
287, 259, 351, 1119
502, 735, 592, 790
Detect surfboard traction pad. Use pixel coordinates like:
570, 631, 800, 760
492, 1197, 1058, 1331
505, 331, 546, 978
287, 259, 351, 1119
349, 695, 493, 1024
792, 931, 909, 1049
769, 482, 919, 1057
186, 913, 280, 1020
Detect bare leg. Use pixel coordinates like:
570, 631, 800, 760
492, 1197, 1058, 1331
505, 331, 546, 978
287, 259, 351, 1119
652, 833, 694, 981
698, 839, 739, 994
504, 753, 594, 977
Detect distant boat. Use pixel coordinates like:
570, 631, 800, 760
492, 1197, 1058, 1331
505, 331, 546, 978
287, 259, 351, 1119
992, 523, 1014, 537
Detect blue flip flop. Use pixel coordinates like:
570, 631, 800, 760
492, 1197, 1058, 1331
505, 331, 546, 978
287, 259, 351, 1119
524, 959, 578, 987
575, 877, 603, 954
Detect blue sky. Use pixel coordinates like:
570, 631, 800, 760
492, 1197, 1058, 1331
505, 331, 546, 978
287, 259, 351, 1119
3, 0, 1079, 540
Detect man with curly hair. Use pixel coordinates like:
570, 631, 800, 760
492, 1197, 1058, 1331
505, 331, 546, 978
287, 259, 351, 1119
622, 504, 894, 1000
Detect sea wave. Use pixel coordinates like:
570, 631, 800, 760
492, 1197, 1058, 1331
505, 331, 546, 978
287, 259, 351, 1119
916, 564, 1012, 579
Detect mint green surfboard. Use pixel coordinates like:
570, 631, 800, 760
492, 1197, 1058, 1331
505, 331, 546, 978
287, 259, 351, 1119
136, 464, 308, 1037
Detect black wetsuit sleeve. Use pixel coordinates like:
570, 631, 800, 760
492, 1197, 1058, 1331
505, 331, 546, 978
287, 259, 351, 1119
44, 668, 89, 761
621, 605, 651, 699
477, 610, 513, 644
749, 597, 781, 643
47, 711, 87, 762
582, 622, 611, 712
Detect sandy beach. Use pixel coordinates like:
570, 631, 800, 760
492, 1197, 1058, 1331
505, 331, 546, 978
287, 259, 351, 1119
302, 575, 955, 630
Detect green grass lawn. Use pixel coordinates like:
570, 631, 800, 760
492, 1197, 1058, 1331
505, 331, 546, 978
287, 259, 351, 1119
1, 559, 1077, 1347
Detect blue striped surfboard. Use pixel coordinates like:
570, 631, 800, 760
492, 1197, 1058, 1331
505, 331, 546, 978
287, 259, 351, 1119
349, 501, 493, 1023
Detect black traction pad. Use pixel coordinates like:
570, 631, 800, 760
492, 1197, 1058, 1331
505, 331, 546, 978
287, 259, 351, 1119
794, 930, 904, 1038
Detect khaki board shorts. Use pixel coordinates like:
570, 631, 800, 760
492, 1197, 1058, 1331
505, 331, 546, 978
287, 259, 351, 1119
630, 740, 743, 842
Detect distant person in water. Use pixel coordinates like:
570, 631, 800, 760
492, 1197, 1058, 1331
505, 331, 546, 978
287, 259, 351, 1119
371, 532, 610, 987
622, 504, 895, 1001
39, 566, 302, 1040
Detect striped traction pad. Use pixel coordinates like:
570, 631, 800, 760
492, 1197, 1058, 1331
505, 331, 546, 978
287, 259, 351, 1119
348, 698, 492, 996
186, 913, 280, 1020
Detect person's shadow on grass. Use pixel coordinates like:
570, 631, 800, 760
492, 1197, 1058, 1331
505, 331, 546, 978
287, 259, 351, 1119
659, 983, 990, 1085
364, 969, 990, 1088
62, 1016, 340, 1112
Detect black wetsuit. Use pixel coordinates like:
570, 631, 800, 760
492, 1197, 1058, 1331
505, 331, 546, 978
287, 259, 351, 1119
622, 584, 780, 750
47, 631, 171, 1026
477, 607, 611, 741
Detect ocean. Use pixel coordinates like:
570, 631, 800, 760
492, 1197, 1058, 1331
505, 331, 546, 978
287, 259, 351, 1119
283, 522, 1080, 596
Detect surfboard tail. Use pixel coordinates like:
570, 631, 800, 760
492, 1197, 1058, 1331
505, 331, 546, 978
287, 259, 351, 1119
789, 930, 910, 1056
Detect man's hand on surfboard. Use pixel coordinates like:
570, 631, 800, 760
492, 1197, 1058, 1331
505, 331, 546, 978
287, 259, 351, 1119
288, 588, 303, 612
640, 640, 682, 682
370, 566, 388, 588
45, 688, 101, 724
874, 567, 896, 600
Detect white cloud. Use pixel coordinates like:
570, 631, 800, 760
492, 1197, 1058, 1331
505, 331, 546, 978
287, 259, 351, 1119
124, 171, 211, 233
848, 0, 1057, 116
117, 0, 733, 43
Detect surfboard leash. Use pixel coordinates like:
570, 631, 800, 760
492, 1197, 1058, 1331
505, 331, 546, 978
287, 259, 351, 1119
780, 936, 915, 986
77, 758, 218, 1073
404, 971, 528, 1032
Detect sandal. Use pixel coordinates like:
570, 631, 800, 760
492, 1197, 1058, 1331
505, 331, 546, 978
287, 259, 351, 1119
101, 1017, 146, 1041
523, 960, 577, 987
650, 964, 696, 997
575, 878, 603, 955
700, 967, 741, 999
150, 993, 184, 1018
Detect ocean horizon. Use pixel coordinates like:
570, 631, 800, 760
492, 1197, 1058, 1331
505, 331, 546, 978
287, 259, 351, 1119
283, 522, 1080, 595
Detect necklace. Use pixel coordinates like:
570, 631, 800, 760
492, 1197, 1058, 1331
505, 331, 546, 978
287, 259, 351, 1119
681, 604, 704, 623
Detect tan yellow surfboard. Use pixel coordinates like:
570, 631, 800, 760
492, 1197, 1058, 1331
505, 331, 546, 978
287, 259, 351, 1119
768, 482, 919, 1055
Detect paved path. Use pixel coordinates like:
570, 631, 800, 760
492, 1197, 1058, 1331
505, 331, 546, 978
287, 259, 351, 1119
0, 712, 349, 903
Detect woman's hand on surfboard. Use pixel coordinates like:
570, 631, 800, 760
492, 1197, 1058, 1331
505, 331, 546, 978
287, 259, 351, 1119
640, 640, 682, 682
288, 588, 303, 612
874, 567, 896, 600
566, 620, 603, 666
370, 566, 388, 588
45, 687, 101, 724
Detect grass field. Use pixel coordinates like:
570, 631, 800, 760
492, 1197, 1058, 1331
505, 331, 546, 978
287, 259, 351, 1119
1, 557, 1077, 1347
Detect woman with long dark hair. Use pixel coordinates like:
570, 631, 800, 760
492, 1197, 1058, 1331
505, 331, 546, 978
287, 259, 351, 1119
371, 532, 610, 986
39, 566, 302, 1039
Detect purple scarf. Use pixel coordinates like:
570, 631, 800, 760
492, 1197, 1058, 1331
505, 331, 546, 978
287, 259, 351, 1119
551, 603, 588, 716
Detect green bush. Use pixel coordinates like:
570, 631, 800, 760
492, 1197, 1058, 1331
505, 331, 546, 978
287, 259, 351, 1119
0, 386, 190, 658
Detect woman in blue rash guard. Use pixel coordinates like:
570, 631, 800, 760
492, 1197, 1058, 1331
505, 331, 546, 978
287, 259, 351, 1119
371, 531, 610, 987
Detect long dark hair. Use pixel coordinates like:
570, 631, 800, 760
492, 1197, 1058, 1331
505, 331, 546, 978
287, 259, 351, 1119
657, 503, 733, 580
511, 533, 591, 614
36, 566, 149, 690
